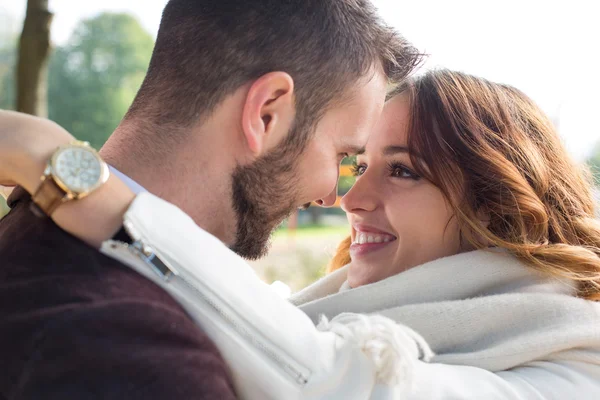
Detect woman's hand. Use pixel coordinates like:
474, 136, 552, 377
0, 110, 135, 248
0, 110, 73, 194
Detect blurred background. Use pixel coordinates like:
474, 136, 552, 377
1, 0, 599, 292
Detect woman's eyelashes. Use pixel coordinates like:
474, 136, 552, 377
351, 160, 421, 181
387, 161, 421, 180
351, 161, 366, 176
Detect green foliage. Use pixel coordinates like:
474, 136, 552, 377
0, 35, 17, 110
338, 175, 355, 196
341, 155, 356, 165
0, 13, 152, 217
0, 198, 8, 219
48, 13, 154, 149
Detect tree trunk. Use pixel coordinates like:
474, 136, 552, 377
16, 0, 53, 116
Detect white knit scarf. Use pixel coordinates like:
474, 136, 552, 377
290, 249, 600, 374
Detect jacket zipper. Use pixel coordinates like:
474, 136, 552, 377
106, 220, 312, 386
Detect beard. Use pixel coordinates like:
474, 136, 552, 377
229, 136, 306, 260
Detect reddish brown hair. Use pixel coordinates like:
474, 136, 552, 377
328, 70, 600, 300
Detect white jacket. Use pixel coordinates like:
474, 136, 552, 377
101, 193, 600, 399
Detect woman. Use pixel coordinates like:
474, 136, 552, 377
2, 70, 600, 399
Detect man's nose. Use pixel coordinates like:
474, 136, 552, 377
314, 185, 339, 208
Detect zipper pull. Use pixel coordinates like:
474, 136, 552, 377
137, 245, 178, 282
123, 220, 178, 282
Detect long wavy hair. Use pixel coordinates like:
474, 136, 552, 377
328, 70, 600, 301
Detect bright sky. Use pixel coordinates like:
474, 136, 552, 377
2, 0, 599, 161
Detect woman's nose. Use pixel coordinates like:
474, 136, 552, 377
341, 175, 378, 213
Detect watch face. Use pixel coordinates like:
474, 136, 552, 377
53, 146, 104, 194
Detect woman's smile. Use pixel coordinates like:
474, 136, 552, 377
350, 225, 397, 259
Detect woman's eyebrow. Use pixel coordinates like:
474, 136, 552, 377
383, 145, 410, 155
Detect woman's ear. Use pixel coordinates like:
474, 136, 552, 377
457, 205, 492, 252
241, 72, 295, 156
463, 206, 491, 250
477, 206, 491, 229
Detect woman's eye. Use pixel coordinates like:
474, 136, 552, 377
389, 162, 420, 180
351, 163, 367, 176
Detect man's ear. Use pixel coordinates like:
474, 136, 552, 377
241, 72, 295, 156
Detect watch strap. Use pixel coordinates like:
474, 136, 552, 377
31, 176, 67, 217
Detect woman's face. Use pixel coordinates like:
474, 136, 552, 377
341, 94, 462, 288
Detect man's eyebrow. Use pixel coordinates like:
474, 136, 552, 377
347, 145, 366, 155
383, 145, 410, 155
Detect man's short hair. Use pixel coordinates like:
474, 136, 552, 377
126, 0, 422, 146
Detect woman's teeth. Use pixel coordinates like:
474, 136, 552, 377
353, 232, 394, 245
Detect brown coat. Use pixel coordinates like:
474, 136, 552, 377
0, 188, 236, 400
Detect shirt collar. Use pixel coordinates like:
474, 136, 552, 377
108, 166, 147, 194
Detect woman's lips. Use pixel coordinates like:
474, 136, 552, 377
350, 229, 397, 258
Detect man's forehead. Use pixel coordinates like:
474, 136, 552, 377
354, 68, 388, 101
318, 69, 387, 154
335, 129, 368, 154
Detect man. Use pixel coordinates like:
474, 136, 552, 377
0, 0, 421, 398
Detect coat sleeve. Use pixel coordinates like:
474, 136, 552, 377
106, 192, 600, 400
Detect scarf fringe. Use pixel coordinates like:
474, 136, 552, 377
317, 313, 434, 388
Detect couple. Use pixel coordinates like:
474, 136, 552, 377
2, 1, 600, 399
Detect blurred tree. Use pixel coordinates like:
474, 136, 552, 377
339, 155, 356, 196
0, 19, 18, 218
48, 13, 153, 149
0, 36, 17, 111
16, 0, 53, 116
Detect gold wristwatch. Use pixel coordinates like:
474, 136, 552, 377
31, 140, 110, 217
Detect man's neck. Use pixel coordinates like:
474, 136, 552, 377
100, 125, 238, 246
